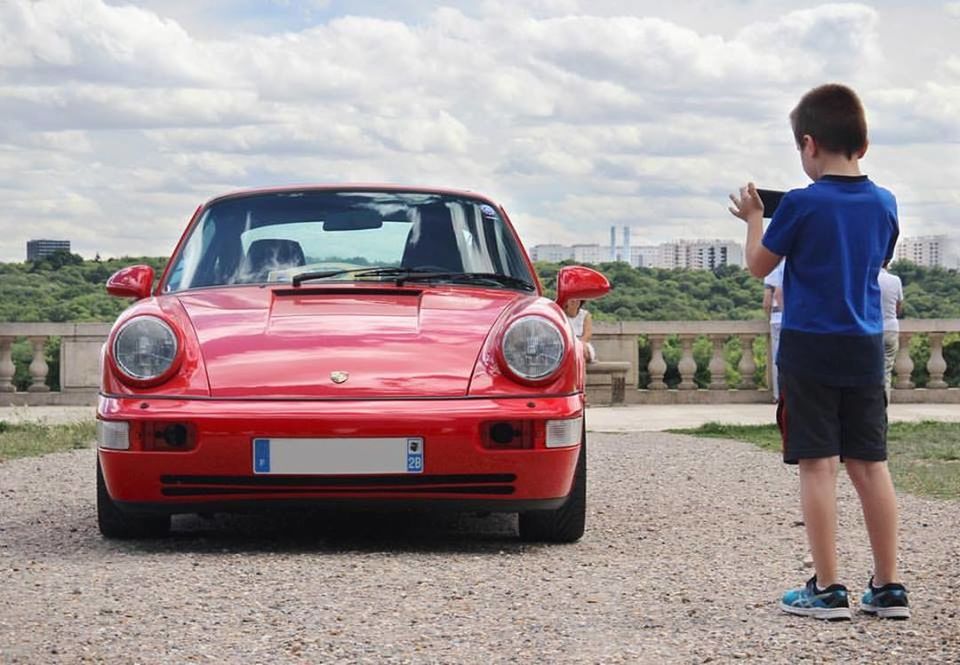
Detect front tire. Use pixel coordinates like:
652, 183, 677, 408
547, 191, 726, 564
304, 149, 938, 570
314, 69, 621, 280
519, 433, 586, 543
97, 457, 170, 539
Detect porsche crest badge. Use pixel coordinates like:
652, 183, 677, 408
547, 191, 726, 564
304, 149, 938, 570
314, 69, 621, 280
330, 371, 349, 384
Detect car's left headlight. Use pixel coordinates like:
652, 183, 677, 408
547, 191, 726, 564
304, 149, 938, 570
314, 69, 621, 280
112, 316, 180, 383
501, 316, 565, 381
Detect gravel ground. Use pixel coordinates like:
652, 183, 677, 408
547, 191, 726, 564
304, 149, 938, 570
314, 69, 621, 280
1, 433, 958, 664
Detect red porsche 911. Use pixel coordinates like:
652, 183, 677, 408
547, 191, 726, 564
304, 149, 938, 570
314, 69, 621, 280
96, 186, 609, 541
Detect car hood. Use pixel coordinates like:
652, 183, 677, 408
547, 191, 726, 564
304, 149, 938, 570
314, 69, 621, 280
175, 286, 528, 398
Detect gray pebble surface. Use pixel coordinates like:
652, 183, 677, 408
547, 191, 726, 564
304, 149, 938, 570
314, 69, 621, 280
1, 433, 958, 664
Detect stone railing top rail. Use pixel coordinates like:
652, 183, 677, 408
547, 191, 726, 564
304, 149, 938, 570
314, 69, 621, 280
594, 319, 960, 335
0, 319, 957, 338
0, 322, 112, 336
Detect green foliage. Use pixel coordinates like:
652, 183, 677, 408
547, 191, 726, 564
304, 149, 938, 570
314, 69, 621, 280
670, 420, 960, 499
0, 256, 167, 322
2, 256, 958, 325
891, 260, 960, 319
537, 259, 960, 322
0, 420, 95, 462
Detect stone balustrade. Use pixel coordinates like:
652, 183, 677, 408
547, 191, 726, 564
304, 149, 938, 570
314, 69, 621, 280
592, 319, 960, 404
0, 323, 111, 405
0, 320, 957, 406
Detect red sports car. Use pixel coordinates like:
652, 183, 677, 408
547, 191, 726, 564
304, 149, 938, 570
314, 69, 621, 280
97, 186, 609, 541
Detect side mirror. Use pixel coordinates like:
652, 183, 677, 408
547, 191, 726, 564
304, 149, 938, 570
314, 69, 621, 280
556, 265, 610, 309
106, 265, 155, 300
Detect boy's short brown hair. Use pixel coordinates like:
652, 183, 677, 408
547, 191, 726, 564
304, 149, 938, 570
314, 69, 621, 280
789, 83, 867, 158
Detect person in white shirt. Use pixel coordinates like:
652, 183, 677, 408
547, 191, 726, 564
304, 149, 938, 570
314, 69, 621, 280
763, 259, 785, 402
563, 299, 596, 363
878, 262, 904, 403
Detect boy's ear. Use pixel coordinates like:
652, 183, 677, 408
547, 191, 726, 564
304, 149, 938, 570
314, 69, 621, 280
858, 137, 869, 159
802, 134, 817, 157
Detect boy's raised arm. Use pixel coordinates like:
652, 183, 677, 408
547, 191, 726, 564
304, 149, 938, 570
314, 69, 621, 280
729, 181, 781, 278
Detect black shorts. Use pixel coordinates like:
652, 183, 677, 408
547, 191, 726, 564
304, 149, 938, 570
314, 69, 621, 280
776, 370, 887, 464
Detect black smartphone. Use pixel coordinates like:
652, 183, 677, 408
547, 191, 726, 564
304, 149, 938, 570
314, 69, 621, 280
756, 189, 784, 218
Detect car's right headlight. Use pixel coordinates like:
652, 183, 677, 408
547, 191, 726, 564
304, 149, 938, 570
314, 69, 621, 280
112, 316, 180, 383
500, 315, 565, 382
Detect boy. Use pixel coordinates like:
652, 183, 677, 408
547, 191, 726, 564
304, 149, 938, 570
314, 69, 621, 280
729, 83, 909, 620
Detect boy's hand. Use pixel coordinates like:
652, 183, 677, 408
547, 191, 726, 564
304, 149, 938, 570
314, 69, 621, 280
729, 182, 764, 222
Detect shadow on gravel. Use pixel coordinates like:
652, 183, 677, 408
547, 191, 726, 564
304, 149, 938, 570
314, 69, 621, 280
93, 510, 548, 556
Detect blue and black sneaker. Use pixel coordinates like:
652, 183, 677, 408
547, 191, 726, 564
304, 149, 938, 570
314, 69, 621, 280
861, 577, 910, 620
779, 575, 852, 620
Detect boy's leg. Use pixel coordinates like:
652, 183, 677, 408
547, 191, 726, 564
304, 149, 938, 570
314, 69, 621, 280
777, 372, 850, 619
845, 459, 899, 585
799, 456, 841, 586
839, 383, 909, 618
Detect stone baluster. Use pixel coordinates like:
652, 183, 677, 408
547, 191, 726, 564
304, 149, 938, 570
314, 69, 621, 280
27, 336, 50, 392
738, 335, 756, 389
677, 335, 697, 390
927, 333, 948, 389
647, 335, 668, 390
0, 337, 15, 392
708, 335, 727, 390
893, 332, 914, 390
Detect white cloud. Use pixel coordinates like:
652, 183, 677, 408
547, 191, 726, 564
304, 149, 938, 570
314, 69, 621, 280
0, 0, 957, 262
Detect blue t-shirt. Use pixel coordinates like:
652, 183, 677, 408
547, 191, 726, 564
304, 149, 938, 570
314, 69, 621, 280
762, 175, 899, 386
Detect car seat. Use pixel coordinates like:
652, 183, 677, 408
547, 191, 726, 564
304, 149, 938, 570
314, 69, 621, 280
400, 204, 464, 273
239, 238, 306, 282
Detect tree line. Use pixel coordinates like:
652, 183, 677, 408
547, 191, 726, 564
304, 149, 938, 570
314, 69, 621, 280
2, 252, 957, 389
2, 251, 959, 323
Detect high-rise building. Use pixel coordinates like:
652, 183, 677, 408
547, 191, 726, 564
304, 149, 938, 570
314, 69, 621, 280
895, 235, 953, 267
529, 244, 573, 262
26, 239, 71, 261
631, 246, 659, 268
609, 226, 617, 261
622, 226, 631, 264
572, 244, 605, 264
529, 238, 744, 270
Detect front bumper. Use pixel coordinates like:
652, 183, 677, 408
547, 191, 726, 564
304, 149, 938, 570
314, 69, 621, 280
98, 394, 583, 515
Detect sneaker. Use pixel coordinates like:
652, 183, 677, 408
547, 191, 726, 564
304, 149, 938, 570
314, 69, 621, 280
861, 577, 910, 620
779, 576, 852, 620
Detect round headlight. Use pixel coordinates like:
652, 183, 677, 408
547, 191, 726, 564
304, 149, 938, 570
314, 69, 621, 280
501, 316, 565, 381
113, 316, 179, 381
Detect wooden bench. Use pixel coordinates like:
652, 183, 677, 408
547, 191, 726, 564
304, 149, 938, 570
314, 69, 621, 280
585, 361, 631, 405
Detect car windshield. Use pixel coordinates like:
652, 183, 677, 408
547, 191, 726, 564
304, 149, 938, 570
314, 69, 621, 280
161, 190, 536, 293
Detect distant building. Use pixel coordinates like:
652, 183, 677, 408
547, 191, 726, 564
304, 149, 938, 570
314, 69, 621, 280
631, 245, 659, 268
682, 239, 744, 270
26, 239, 71, 261
572, 244, 605, 264
529, 244, 572, 262
895, 235, 954, 268
529, 237, 743, 270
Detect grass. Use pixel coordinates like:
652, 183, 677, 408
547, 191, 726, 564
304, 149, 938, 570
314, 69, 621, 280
0, 420, 96, 462
670, 420, 960, 500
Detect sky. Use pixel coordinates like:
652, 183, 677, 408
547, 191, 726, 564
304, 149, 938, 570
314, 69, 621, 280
1, 0, 958, 262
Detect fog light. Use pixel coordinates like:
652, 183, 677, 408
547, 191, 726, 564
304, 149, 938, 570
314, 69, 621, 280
136, 421, 197, 452
97, 420, 130, 450
481, 420, 535, 449
545, 416, 582, 448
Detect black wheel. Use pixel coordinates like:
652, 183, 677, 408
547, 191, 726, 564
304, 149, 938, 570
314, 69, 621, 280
519, 430, 586, 543
97, 458, 170, 539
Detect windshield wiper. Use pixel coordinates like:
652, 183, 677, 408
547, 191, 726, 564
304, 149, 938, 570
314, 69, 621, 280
400, 272, 536, 291
292, 266, 440, 287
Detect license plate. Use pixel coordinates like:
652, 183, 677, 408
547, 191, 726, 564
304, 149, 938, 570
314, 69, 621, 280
252, 437, 424, 475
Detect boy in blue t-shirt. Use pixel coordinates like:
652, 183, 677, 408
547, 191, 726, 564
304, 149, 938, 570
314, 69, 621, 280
729, 84, 909, 621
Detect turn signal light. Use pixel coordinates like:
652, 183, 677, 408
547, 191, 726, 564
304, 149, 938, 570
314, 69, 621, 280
130, 421, 198, 452
481, 420, 545, 449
